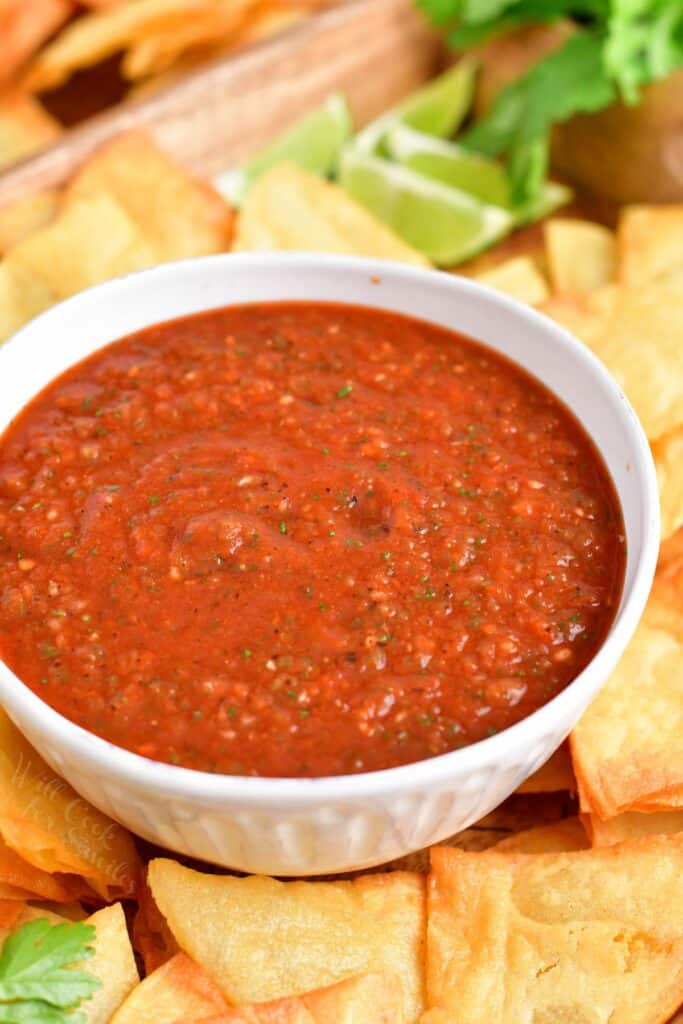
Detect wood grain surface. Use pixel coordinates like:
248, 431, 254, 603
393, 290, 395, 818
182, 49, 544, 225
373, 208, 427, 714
0, 0, 442, 207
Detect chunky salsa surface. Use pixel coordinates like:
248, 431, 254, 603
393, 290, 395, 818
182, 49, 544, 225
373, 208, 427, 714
0, 302, 625, 777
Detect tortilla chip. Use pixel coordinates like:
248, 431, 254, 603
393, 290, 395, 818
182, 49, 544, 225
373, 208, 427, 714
0, 883, 39, 900
0, 900, 24, 930
660, 526, 683, 572
517, 744, 575, 794
34, 899, 89, 921
424, 838, 683, 1024
194, 972, 404, 1024
110, 951, 228, 1024
0, 902, 69, 947
132, 872, 179, 975
0, 832, 77, 903
80, 904, 140, 1024
9, 192, 158, 301
653, 427, 683, 541
586, 810, 683, 847
0, 190, 61, 254
67, 133, 234, 260
494, 817, 588, 853
21, 0, 219, 91
0, 256, 57, 344
121, 1, 257, 79
618, 205, 683, 286
587, 283, 683, 441
148, 858, 426, 1023
0, 709, 140, 899
544, 218, 616, 294
0, 93, 62, 171
537, 285, 616, 351
0, 0, 73, 88
235, 163, 430, 266
475, 256, 549, 305
570, 589, 683, 819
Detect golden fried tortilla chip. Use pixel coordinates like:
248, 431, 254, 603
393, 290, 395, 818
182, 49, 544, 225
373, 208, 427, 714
587, 283, 683, 441
193, 971, 404, 1024
653, 427, 683, 541
149, 858, 426, 1023
0, 833, 76, 903
0, 257, 56, 344
132, 872, 179, 975
570, 589, 683, 819
660, 526, 683, 571
618, 205, 683, 286
0, 902, 69, 947
586, 810, 683, 847
424, 838, 683, 1024
21, 0, 220, 91
235, 163, 429, 266
67, 133, 234, 260
0, 93, 61, 171
0, 900, 24, 930
121, 1, 257, 78
494, 816, 588, 853
0, 0, 73, 88
8, 192, 158, 301
544, 217, 616, 294
110, 951, 228, 1024
517, 744, 575, 794
0, 709, 140, 899
80, 903, 139, 1024
537, 285, 617, 351
475, 256, 549, 305
0, 190, 60, 254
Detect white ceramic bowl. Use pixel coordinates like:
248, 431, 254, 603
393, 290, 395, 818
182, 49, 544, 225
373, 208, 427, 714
0, 254, 659, 876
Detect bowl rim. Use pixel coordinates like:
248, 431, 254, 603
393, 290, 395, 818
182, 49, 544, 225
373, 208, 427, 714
0, 252, 660, 803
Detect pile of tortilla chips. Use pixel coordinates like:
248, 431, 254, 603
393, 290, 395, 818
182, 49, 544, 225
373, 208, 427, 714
0, 147, 430, 343
0, 0, 334, 175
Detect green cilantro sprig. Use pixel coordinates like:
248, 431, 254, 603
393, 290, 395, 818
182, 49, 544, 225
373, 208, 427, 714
0, 920, 101, 1023
416, 0, 683, 201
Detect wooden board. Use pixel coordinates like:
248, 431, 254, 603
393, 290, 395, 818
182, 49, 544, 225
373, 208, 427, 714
0, 0, 442, 207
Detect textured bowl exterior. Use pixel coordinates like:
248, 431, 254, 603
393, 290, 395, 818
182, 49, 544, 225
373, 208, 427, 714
0, 254, 659, 876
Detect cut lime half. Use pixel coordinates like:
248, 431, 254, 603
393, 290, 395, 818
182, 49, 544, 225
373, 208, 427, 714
214, 93, 353, 207
353, 58, 478, 155
339, 148, 513, 266
386, 125, 572, 225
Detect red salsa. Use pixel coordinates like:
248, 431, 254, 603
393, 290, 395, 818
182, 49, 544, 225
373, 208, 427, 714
0, 302, 625, 777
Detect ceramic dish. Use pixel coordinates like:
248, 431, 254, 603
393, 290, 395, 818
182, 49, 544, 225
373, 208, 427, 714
0, 253, 659, 875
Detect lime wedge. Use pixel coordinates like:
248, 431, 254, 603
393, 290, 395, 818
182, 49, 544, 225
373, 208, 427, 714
514, 180, 572, 225
214, 93, 353, 206
354, 59, 478, 155
385, 125, 573, 224
385, 124, 511, 207
339, 148, 513, 266
385, 125, 571, 225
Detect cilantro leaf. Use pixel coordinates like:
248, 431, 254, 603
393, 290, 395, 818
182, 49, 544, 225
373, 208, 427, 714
0, 1000, 86, 1024
605, 0, 683, 102
465, 28, 616, 200
0, 920, 100, 1020
420, 0, 608, 46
